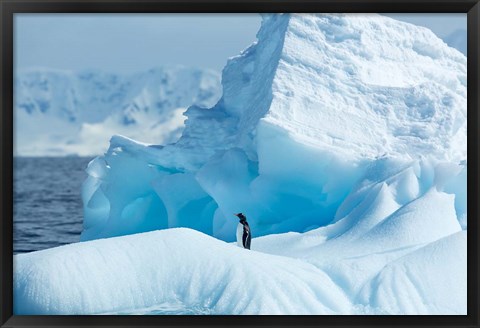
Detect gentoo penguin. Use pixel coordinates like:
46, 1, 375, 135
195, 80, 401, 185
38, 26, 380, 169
235, 213, 251, 250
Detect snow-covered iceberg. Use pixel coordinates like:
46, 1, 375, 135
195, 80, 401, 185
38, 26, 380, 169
14, 13, 467, 315
81, 13, 466, 242
14, 227, 466, 315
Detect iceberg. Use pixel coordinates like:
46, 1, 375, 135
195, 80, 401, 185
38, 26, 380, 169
14, 227, 466, 315
81, 13, 466, 242
14, 228, 352, 315
14, 13, 467, 315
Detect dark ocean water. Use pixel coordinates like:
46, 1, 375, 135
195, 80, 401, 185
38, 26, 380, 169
13, 157, 94, 255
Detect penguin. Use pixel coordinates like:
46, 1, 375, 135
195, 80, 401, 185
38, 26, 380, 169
234, 213, 251, 250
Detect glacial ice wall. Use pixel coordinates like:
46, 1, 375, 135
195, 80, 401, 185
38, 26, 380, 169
81, 13, 467, 242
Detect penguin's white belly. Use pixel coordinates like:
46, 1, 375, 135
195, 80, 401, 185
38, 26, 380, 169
236, 223, 243, 247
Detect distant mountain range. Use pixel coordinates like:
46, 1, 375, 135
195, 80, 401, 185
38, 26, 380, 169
14, 66, 222, 156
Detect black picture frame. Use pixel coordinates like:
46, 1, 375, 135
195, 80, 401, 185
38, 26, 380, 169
1, 0, 479, 327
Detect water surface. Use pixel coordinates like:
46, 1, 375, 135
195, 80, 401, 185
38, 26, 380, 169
14, 157, 93, 254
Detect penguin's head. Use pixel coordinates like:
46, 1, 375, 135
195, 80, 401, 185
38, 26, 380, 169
235, 213, 246, 222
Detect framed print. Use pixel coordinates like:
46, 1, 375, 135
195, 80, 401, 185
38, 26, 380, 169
1, 0, 479, 327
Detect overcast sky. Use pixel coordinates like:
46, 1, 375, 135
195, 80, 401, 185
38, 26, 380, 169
14, 13, 466, 74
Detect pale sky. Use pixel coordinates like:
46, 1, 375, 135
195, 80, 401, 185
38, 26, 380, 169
14, 13, 466, 74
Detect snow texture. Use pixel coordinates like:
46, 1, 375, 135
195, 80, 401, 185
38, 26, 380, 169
14, 227, 466, 315
14, 66, 221, 156
14, 13, 467, 315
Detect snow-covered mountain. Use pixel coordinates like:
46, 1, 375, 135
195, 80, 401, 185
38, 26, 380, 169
15, 14, 467, 315
14, 66, 222, 156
